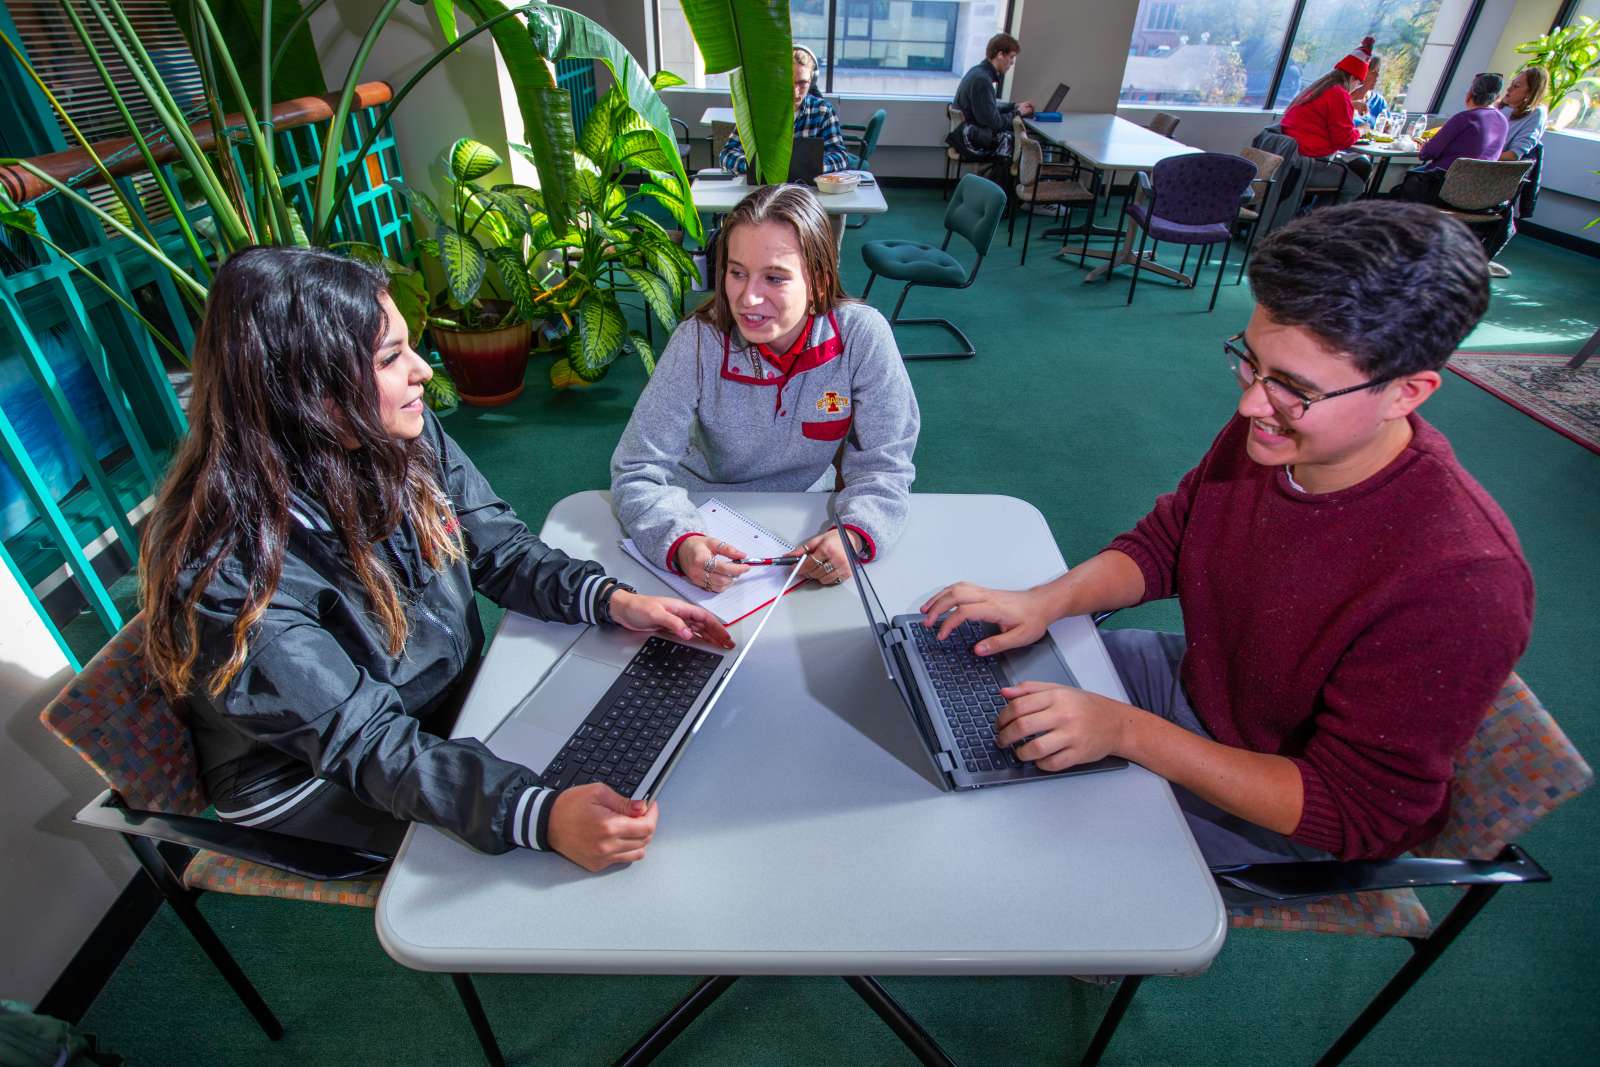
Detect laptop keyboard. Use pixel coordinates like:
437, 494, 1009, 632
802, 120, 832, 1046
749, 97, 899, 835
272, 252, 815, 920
539, 637, 722, 796
910, 620, 1023, 774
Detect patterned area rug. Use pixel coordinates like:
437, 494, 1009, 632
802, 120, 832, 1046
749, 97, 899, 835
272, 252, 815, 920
1447, 352, 1600, 455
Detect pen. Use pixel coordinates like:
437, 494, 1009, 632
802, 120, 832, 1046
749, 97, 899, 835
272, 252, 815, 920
738, 555, 804, 566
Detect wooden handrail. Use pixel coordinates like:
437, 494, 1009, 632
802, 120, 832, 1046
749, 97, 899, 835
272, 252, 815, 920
1, 81, 394, 205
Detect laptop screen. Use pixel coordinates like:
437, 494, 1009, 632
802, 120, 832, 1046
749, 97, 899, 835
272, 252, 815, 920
643, 556, 806, 801
1045, 83, 1070, 112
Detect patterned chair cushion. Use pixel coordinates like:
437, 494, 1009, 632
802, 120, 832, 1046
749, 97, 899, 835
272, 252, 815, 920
1128, 201, 1232, 245
1146, 152, 1259, 226
1426, 674, 1594, 860
1228, 888, 1432, 939
183, 851, 384, 909
39, 617, 205, 815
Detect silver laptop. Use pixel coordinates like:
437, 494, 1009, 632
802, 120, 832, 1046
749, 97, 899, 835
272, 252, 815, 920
841, 522, 1126, 790
488, 559, 804, 802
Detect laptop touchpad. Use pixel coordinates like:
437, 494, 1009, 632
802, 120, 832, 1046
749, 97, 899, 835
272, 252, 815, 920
486, 654, 618, 770
1006, 637, 1077, 688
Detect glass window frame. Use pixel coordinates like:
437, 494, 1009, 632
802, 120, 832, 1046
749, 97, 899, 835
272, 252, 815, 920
1117, 0, 1490, 114
650, 0, 1020, 100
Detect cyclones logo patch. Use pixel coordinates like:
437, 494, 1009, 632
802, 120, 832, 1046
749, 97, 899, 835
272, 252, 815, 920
816, 390, 850, 414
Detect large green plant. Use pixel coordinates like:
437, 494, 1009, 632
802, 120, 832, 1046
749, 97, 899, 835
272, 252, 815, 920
0, 1, 699, 345
678, 0, 795, 185
506, 73, 702, 387
394, 137, 560, 329
1516, 15, 1600, 131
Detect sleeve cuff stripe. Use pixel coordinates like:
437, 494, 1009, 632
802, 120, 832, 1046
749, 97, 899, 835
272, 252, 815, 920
528, 787, 556, 851
577, 573, 602, 624
511, 786, 537, 848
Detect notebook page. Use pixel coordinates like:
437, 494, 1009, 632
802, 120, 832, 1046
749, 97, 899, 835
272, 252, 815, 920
619, 498, 803, 624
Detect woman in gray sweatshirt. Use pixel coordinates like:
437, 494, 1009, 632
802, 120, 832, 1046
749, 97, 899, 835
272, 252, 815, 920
611, 184, 920, 591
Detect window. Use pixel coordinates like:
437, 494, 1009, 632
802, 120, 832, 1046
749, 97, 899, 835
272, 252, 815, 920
654, 0, 1010, 99
1554, 0, 1600, 134
1119, 0, 1477, 112
1122, 0, 1299, 108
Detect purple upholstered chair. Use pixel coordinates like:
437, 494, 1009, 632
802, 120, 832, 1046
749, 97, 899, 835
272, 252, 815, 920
1114, 152, 1258, 312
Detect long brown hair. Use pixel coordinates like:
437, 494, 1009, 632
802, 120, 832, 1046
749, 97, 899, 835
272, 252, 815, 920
140, 246, 462, 698
1509, 66, 1549, 120
693, 183, 850, 338
1287, 70, 1361, 113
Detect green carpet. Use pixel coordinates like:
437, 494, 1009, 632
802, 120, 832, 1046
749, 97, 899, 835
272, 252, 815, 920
79, 189, 1600, 1065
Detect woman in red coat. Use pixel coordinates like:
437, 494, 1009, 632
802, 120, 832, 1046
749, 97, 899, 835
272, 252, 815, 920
1280, 37, 1376, 202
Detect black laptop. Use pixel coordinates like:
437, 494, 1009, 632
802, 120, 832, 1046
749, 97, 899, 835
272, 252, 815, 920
841, 522, 1126, 790
788, 136, 826, 185
1044, 83, 1071, 112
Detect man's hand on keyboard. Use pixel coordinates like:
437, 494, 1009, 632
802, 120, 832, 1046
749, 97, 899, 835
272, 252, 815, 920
610, 591, 735, 649
993, 681, 1133, 771
918, 582, 1050, 653
548, 783, 660, 872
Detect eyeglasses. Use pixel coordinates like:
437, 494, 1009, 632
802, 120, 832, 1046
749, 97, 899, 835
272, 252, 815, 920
1225, 334, 1395, 421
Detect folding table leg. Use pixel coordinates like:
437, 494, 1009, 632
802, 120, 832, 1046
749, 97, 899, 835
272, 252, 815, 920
450, 973, 505, 1067
844, 976, 957, 1067
1080, 974, 1143, 1066
613, 975, 739, 1067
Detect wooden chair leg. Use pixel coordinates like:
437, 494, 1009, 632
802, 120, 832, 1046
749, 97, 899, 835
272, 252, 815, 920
451, 973, 506, 1067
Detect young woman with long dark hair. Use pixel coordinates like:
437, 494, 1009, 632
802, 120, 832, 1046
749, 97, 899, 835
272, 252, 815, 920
610, 183, 920, 593
140, 246, 731, 872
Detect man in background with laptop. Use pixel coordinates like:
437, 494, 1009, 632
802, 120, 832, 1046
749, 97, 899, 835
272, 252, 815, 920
719, 45, 850, 177
949, 32, 1035, 184
920, 202, 1533, 867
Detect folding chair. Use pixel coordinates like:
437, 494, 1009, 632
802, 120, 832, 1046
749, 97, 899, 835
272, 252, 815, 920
39, 618, 507, 1066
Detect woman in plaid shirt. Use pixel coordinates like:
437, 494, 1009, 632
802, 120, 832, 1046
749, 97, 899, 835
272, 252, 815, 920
719, 46, 850, 174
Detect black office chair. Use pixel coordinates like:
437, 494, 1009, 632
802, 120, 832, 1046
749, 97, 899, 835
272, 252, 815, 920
859, 173, 1007, 360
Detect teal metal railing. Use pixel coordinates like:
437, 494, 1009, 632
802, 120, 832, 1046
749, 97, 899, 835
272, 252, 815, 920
1, 85, 411, 668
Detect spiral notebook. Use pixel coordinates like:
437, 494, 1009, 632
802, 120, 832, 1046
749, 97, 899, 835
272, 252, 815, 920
620, 498, 806, 624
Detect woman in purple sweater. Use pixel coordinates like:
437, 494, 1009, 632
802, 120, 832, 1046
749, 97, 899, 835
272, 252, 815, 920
1391, 72, 1509, 205
920, 202, 1531, 866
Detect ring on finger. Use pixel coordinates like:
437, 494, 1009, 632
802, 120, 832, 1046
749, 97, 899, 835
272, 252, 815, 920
821, 560, 835, 575
703, 556, 717, 575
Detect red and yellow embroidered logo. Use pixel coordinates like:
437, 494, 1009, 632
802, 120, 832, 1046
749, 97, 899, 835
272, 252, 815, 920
816, 390, 850, 414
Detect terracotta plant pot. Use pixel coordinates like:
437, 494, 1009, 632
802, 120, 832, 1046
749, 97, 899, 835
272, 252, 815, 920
428, 301, 534, 407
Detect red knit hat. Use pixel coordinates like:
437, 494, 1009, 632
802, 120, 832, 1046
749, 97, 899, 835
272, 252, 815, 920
1335, 36, 1375, 80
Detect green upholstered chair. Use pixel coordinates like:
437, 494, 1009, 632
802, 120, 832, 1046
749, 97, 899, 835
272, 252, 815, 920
859, 172, 1007, 361
1081, 673, 1591, 1067
39, 618, 507, 1066
842, 108, 887, 171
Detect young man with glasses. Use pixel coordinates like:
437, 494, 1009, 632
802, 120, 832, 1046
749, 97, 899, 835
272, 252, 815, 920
920, 202, 1532, 866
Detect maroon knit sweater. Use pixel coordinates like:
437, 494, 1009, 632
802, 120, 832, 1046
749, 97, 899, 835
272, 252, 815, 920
1106, 414, 1533, 859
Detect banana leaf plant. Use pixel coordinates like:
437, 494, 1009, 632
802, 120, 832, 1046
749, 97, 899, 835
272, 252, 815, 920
678, 0, 796, 185
0, 0, 700, 342
506, 73, 703, 387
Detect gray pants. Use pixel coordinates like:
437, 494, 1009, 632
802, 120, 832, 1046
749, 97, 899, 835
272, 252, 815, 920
1100, 629, 1332, 869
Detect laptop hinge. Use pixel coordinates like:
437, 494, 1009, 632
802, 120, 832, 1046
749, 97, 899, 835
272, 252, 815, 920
934, 751, 956, 773
881, 627, 908, 648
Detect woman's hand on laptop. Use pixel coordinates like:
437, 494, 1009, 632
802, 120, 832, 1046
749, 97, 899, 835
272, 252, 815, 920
918, 583, 1050, 654
548, 784, 660, 872
993, 683, 1132, 770
610, 590, 735, 649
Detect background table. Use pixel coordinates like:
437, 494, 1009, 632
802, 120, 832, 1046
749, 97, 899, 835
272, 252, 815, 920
1348, 140, 1422, 197
379, 491, 1223, 977
690, 171, 887, 249
1026, 115, 1202, 284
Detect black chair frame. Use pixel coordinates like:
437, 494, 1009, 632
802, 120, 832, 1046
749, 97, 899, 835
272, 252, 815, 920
1234, 172, 1279, 284
860, 229, 986, 361
1081, 843, 1552, 1067
1009, 153, 1088, 266
1112, 171, 1241, 313
76, 790, 506, 1066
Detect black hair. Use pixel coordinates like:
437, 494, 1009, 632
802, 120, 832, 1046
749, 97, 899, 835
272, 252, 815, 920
1247, 201, 1488, 379
142, 246, 461, 696
1468, 72, 1504, 106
